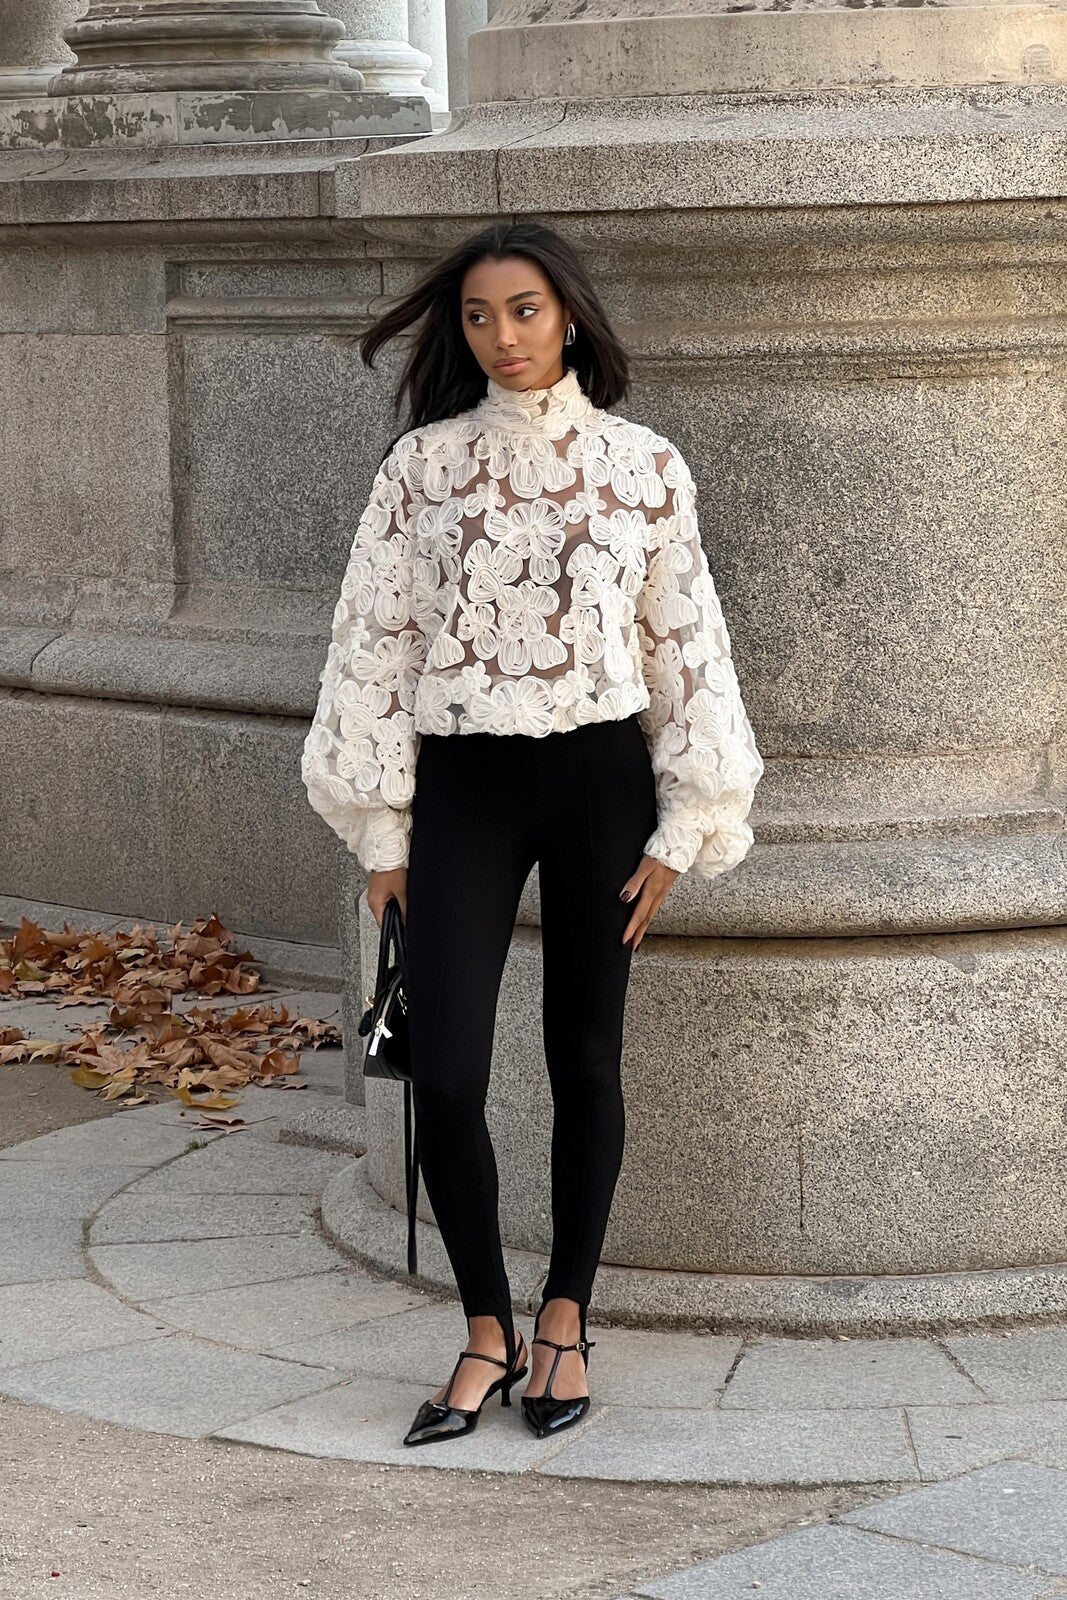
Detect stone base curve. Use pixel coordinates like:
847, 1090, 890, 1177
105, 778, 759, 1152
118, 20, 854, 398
321, 1158, 1067, 1336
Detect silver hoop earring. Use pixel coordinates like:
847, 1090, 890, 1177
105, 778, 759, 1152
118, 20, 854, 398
564, 322, 576, 346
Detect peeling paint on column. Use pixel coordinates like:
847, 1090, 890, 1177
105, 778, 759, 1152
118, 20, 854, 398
0, 88, 430, 151
0, 105, 62, 150
181, 91, 429, 141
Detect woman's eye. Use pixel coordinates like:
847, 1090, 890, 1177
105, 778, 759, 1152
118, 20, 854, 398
515, 305, 537, 317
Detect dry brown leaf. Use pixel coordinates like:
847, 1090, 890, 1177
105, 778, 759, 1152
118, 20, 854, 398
0, 1038, 66, 1064
0, 915, 336, 1109
69, 1066, 113, 1089
173, 1085, 240, 1110
288, 1017, 343, 1049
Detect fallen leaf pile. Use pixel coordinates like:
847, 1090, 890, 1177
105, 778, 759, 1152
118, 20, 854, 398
0, 915, 342, 1116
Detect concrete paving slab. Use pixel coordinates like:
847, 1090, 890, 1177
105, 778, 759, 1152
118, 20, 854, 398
289, 1300, 506, 1378
1027, 1434, 1067, 1473
212, 1372, 567, 1472
278, 1100, 367, 1156
946, 1329, 1067, 1403
0, 1162, 143, 1215
143, 1271, 427, 1350
240, 1084, 343, 1120
89, 1189, 321, 1244
170, 989, 341, 1020
110, 1096, 288, 1129
0, 1224, 86, 1285
289, 1302, 741, 1405
0, 1279, 171, 1368
0, 1333, 342, 1439
842, 1460, 1067, 1575
288, 1049, 345, 1097
905, 1401, 1067, 1479
0, 999, 96, 1034
130, 1088, 346, 1135
578, 1327, 743, 1409
233, 1091, 345, 1135
127, 1137, 352, 1195
541, 1404, 918, 1486
722, 1335, 983, 1410
0, 1117, 227, 1167
91, 1233, 348, 1301
631, 1523, 1059, 1599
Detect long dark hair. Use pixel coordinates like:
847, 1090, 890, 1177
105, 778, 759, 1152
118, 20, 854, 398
360, 222, 629, 439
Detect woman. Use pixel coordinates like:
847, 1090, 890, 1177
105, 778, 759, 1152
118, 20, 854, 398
302, 221, 763, 1447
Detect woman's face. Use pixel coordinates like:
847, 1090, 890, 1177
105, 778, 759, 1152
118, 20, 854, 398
460, 254, 569, 392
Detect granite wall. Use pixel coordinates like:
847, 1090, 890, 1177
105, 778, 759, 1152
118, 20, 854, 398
3, 157, 1064, 956
1, 138, 1065, 1312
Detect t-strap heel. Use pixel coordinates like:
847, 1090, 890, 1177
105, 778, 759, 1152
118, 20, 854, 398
520, 1303, 596, 1440
403, 1327, 528, 1446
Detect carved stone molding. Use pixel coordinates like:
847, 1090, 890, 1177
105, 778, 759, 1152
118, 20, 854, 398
55, 1, 366, 96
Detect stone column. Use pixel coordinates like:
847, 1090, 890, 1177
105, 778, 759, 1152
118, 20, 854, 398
330, 0, 436, 105
0, 0, 80, 96
340, 0, 1067, 1331
444, 0, 485, 110
405, 0, 448, 106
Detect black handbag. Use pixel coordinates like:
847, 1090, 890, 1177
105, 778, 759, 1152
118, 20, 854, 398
357, 895, 419, 1275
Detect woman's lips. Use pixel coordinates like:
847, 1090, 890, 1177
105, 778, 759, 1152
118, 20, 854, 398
495, 358, 528, 373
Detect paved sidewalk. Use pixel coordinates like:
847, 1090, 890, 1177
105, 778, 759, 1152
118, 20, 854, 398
620, 1462, 1067, 1598
2, 984, 1067, 1596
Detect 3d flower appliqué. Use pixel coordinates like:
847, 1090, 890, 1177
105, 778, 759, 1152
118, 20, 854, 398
302, 368, 763, 877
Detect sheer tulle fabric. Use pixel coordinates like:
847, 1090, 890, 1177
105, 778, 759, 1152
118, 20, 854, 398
302, 368, 763, 877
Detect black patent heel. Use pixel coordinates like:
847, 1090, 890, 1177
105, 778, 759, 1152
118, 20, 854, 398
403, 1318, 528, 1447
520, 1300, 596, 1440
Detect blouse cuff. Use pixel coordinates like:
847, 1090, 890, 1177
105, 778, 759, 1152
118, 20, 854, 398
352, 806, 412, 874
641, 818, 704, 876
642, 811, 755, 880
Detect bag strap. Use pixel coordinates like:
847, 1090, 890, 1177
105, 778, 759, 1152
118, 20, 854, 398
403, 1079, 419, 1275
376, 897, 417, 1273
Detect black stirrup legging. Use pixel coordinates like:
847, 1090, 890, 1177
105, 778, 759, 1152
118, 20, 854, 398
403, 711, 659, 1346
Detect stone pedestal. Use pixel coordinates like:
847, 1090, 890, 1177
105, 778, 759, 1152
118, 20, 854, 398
0, 0, 80, 96
54, 0, 364, 95
338, 0, 1067, 1328
0, 0, 432, 146
469, 0, 1067, 101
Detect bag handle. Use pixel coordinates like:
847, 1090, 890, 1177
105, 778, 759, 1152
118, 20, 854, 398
381, 895, 406, 972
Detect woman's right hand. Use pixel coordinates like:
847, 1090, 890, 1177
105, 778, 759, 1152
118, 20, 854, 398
367, 867, 408, 928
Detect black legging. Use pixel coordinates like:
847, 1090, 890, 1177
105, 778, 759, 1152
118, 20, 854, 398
403, 711, 659, 1339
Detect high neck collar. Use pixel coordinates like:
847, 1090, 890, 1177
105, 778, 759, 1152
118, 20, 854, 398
477, 366, 597, 432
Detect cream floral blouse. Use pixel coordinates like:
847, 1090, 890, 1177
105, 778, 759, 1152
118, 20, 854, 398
302, 367, 763, 878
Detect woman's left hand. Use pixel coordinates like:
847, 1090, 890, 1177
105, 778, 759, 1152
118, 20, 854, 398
619, 855, 681, 949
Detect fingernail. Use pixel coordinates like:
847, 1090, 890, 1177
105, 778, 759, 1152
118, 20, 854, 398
620, 889, 632, 901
